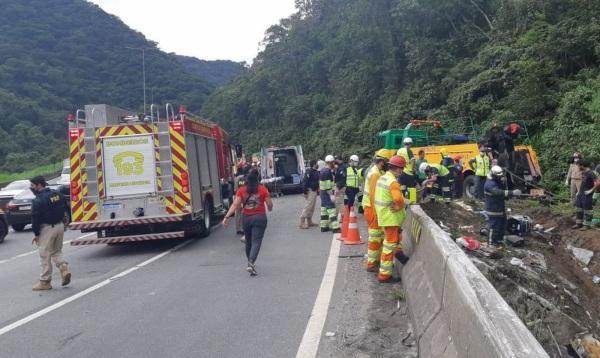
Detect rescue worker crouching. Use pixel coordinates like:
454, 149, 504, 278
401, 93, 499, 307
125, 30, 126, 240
440, 148, 456, 198
319, 155, 340, 233
484, 166, 522, 247
363, 150, 388, 272
420, 163, 452, 204
374, 155, 409, 283
29, 176, 71, 291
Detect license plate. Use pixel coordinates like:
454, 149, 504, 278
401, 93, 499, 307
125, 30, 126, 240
19, 205, 31, 211
102, 203, 123, 209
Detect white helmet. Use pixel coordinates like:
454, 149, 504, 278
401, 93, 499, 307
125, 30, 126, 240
403, 137, 413, 145
490, 165, 504, 178
349, 154, 359, 162
325, 155, 335, 163
419, 162, 430, 173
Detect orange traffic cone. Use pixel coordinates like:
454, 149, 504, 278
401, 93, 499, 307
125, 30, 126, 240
344, 208, 364, 245
339, 206, 350, 241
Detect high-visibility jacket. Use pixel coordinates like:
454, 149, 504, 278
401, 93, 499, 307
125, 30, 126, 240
396, 147, 414, 175
362, 165, 382, 207
474, 155, 490, 177
346, 166, 360, 188
429, 163, 449, 177
374, 171, 406, 227
319, 167, 334, 191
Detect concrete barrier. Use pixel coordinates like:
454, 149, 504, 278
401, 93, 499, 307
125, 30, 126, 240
398, 205, 549, 358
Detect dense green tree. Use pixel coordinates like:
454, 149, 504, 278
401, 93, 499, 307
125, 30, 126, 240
0, 0, 242, 172
203, 0, 600, 189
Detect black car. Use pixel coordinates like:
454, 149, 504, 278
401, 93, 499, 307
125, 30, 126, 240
0, 210, 8, 243
5, 185, 70, 232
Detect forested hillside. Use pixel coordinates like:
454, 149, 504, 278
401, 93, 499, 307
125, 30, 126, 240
176, 56, 246, 87
0, 0, 237, 173
203, 0, 600, 189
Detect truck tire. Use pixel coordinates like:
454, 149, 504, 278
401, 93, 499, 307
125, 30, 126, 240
198, 199, 213, 238
11, 224, 26, 232
463, 175, 477, 199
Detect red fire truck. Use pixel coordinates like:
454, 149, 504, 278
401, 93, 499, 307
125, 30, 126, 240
68, 104, 236, 245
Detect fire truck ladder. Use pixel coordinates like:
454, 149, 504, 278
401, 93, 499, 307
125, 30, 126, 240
150, 103, 177, 210
74, 108, 102, 220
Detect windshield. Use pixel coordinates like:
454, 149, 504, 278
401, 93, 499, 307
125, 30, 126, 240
61, 167, 71, 175
4, 181, 29, 191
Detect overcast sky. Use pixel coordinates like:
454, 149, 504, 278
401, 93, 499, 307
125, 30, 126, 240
89, 0, 297, 63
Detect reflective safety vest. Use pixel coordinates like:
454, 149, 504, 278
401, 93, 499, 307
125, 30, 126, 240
429, 163, 449, 177
362, 165, 382, 207
374, 171, 406, 227
319, 168, 334, 191
475, 155, 490, 177
396, 147, 414, 175
346, 166, 360, 188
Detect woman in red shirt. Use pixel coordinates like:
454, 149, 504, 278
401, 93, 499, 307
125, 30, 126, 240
223, 169, 273, 276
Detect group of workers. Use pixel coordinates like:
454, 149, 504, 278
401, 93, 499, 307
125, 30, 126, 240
299, 151, 410, 282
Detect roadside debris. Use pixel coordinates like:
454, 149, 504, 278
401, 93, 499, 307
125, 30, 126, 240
325, 331, 336, 338
456, 236, 480, 251
510, 257, 526, 269
568, 333, 600, 358
421, 201, 600, 355
568, 245, 594, 267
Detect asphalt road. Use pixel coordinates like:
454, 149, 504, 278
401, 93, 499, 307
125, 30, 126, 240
0, 195, 335, 358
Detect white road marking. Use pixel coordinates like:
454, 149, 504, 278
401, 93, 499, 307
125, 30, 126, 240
0, 233, 96, 265
295, 235, 341, 358
0, 239, 192, 337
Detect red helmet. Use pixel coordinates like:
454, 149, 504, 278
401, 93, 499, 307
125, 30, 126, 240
388, 155, 406, 168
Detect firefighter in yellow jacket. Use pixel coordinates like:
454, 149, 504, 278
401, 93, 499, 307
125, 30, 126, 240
374, 155, 409, 283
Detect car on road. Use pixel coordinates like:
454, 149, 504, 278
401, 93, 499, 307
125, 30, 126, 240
0, 209, 7, 243
0, 180, 30, 211
5, 184, 70, 232
57, 159, 70, 186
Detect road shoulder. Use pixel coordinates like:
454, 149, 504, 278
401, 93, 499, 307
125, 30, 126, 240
317, 230, 418, 357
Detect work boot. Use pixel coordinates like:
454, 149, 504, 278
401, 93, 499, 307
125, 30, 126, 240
332, 228, 341, 234
366, 265, 379, 273
59, 263, 71, 287
300, 218, 309, 229
395, 251, 410, 265
378, 277, 401, 284
32, 281, 52, 291
320, 227, 330, 233
307, 219, 318, 227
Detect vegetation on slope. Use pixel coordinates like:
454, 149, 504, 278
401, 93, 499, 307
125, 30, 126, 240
203, 0, 600, 189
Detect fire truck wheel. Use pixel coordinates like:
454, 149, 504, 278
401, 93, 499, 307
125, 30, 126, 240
198, 198, 213, 238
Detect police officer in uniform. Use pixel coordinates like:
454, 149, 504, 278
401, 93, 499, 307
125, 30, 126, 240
30, 176, 71, 291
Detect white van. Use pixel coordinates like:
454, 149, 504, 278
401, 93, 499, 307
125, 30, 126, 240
260, 145, 306, 192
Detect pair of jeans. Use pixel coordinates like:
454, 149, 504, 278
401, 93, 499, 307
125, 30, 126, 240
243, 214, 268, 263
